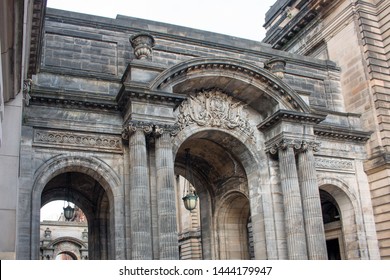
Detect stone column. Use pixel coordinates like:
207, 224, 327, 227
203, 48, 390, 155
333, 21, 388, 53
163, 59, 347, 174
154, 125, 179, 259
297, 141, 327, 260
270, 139, 308, 259
128, 122, 153, 259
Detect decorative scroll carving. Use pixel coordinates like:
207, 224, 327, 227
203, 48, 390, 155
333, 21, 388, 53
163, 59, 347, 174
34, 129, 122, 152
122, 121, 179, 140
315, 157, 354, 171
268, 138, 320, 156
176, 89, 254, 140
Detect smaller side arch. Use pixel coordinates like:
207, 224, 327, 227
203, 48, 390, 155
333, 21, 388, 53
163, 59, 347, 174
317, 176, 364, 259
215, 190, 251, 260
29, 154, 125, 260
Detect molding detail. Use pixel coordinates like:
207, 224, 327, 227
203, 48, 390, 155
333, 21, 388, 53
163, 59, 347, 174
314, 125, 371, 142
34, 129, 122, 152
258, 109, 326, 131
315, 157, 354, 171
176, 89, 254, 140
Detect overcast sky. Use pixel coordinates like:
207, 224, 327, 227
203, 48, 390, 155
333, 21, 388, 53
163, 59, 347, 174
47, 0, 276, 41
41, 0, 276, 220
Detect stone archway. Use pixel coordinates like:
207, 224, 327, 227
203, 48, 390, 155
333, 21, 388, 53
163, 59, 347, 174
173, 127, 274, 260
25, 155, 125, 260
318, 177, 365, 259
216, 191, 251, 260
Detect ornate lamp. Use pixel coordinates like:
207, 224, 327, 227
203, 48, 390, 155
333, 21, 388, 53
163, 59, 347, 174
63, 173, 75, 221
182, 149, 198, 211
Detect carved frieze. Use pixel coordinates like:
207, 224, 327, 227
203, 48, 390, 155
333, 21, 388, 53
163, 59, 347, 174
176, 89, 254, 140
34, 129, 122, 152
315, 157, 354, 172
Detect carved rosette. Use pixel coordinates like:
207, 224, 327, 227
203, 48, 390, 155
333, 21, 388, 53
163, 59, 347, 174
129, 33, 155, 59
176, 89, 254, 140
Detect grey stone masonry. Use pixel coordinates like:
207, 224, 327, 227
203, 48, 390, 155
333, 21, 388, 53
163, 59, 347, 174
155, 129, 180, 260
271, 139, 308, 260
297, 141, 327, 260
128, 123, 153, 259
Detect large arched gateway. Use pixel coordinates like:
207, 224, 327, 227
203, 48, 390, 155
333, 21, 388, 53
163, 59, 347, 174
15, 9, 380, 260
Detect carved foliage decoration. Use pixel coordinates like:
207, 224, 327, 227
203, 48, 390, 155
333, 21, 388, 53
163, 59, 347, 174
177, 89, 254, 140
34, 129, 122, 152
315, 157, 354, 171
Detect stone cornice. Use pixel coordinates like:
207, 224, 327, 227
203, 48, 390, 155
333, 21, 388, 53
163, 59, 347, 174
364, 152, 390, 175
30, 86, 119, 112
314, 124, 372, 142
28, 0, 47, 78
258, 109, 327, 131
263, 0, 335, 49
117, 84, 185, 113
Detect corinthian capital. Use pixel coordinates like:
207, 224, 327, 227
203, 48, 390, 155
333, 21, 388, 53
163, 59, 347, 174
269, 138, 301, 155
297, 140, 320, 153
122, 121, 154, 140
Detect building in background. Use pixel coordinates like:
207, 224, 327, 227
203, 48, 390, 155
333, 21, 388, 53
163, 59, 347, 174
0, 0, 46, 260
263, 0, 390, 260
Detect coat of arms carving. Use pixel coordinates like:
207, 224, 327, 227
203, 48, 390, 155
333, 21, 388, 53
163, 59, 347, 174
176, 89, 254, 140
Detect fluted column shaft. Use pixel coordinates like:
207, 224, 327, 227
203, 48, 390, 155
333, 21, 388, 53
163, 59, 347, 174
129, 126, 152, 259
155, 130, 180, 259
276, 142, 308, 260
298, 142, 327, 259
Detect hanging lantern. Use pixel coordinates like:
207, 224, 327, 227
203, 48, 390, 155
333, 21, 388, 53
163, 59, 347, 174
63, 203, 75, 221
63, 173, 75, 221
182, 149, 198, 211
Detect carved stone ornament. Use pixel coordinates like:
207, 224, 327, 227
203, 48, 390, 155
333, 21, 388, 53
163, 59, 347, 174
129, 33, 155, 59
34, 129, 122, 152
176, 89, 254, 140
315, 157, 354, 171
269, 139, 320, 155
264, 57, 286, 79
122, 121, 179, 140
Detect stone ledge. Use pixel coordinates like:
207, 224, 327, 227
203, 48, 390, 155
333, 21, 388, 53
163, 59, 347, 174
258, 109, 326, 131
314, 124, 372, 143
364, 152, 390, 175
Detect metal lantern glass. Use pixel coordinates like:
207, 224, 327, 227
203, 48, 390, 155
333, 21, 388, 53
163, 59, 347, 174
182, 148, 198, 211
63, 173, 75, 221
63, 203, 75, 221
182, 193, 198, 211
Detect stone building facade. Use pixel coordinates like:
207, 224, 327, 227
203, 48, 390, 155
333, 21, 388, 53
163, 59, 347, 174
0, 0, 386, 260
263, 0, 390, 260
0, 0, 46, 260
40, 219, 88, 260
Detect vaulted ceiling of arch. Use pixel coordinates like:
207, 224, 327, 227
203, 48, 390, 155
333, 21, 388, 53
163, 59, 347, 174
175, 134, 247, 191
41, 172, 105, 214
